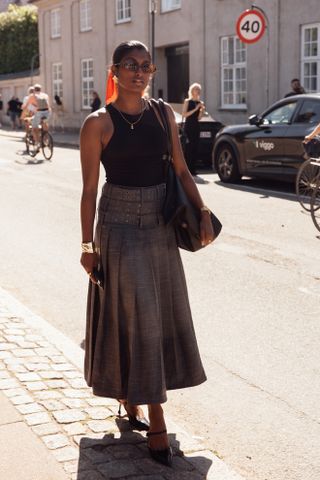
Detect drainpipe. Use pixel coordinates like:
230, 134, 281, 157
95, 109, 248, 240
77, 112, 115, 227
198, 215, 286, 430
42, 10, 48, 89
203, 0, 206, 106
277, 0, 281, 99
70, 0, 79, 115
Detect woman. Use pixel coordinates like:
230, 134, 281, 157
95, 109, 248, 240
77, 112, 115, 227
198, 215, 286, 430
80, 41, 214, 467
91, 91, 101, 112
51, 95, 64, 131
182, 83, 205, 175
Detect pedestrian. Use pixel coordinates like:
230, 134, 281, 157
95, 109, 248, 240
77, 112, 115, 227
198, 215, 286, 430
284, 78, 306, 98
182, 82, 205, 175
90, 90, 101, 112
7, 96, 20, 129
51, 94, 64, 131
0, 94, 3, 127
80, 40, 213, 467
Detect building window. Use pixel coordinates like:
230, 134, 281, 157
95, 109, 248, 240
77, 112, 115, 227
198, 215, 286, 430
116, 0, 131, 24
50, 8, 61, 39
80, 0, 92, 32
161, 0, 181, 13
81, 59, 94, 109
52, 63, 63, 99
302, 24, 320, 93
221, 36, 247, 108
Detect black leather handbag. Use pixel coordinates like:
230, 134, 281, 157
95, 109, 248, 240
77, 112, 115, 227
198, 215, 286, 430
152, 99, 222, 252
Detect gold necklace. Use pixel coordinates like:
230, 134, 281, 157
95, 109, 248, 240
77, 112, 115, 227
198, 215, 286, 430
113, 99, 146, 130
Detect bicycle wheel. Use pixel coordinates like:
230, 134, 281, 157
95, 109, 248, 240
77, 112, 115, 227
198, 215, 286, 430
41, 132, 54, 160
25, 132, 38, 158
295, 158, 320, 211
310, 179, 320, 232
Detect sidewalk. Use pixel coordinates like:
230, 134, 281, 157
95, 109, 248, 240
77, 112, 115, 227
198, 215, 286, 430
0, 286, 247, 480
0, 125, 80, 149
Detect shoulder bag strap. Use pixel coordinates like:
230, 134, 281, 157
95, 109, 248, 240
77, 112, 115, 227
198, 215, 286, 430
150, 99, 173, 160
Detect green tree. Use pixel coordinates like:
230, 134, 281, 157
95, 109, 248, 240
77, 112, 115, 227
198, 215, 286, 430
0, 4, 38, 75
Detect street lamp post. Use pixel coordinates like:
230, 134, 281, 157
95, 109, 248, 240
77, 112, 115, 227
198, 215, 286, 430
30, 53, 39, 86
149, 0, 157, 97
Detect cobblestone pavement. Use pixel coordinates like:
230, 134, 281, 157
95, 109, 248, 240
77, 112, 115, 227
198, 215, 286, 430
0, 287, 246, 480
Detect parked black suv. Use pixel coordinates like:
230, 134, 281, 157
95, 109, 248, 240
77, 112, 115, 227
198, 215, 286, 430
213, 94, 320, 182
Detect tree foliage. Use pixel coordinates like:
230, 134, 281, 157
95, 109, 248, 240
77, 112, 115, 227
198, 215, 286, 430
0, 4, 39, 75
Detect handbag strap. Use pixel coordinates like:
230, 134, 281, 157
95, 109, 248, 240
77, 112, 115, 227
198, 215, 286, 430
150, 99, 173, 161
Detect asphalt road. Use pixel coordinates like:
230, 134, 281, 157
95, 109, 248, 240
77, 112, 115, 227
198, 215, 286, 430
1, 133, 320, 480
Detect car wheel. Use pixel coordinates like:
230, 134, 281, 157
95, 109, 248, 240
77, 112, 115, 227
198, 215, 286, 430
215, 144, 241, 182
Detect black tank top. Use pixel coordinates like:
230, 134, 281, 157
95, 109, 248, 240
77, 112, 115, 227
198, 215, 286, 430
101, 103, 168, 187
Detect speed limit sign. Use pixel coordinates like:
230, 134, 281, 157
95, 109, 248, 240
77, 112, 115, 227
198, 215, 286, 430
236, 8, 266, 44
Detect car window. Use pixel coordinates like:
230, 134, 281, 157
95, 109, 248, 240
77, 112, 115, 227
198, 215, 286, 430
262, 102, 296, 125
293, 100, 320, 124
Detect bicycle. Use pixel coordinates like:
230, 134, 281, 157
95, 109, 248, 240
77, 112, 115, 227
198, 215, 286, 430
296, 137, 320, 211
310, 177, 320, 232
295, 156, 320, 211
25, 116, 54, 161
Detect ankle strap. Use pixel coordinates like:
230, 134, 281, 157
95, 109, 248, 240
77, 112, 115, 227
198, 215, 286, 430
146, 429, 167, 437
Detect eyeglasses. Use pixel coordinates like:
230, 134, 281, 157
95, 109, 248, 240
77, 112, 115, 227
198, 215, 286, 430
114, 61, 157, 74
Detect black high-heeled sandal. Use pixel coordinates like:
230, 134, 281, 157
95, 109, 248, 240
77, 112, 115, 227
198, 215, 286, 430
117, 401, 150, 431
147, 429, 173, 467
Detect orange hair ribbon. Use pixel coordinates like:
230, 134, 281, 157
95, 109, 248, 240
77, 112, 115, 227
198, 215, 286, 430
105, 70, 118, 105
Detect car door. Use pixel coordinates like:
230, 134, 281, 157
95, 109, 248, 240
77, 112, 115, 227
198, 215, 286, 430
283, 98, 320, 172
243, 101, 297, 176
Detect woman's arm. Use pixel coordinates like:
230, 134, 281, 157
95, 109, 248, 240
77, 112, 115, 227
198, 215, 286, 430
165, 103, 215, 245
304, 123, 320, 142
197, 101, 205, 121
79, 114, 104, 277
181, 99, 201, 119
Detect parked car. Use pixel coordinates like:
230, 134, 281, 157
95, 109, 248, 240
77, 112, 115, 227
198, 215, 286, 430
213, 93, 320, 182
174, 110, 224, 167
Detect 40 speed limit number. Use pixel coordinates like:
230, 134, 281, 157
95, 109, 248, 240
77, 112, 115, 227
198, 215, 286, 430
236, 9, 266, 44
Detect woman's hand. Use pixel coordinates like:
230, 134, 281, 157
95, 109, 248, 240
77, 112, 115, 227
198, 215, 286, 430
200, 212, 215, 247
303, 134, 313, 143
80, 252, 99, 284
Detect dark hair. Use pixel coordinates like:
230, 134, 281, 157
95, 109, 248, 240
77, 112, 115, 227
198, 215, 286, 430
291, 78, 300, 83
54, 94, 62, 105
112, 40, 150, 65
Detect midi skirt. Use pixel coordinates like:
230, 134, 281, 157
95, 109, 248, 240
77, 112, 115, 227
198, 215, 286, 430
84, 182, 206, 405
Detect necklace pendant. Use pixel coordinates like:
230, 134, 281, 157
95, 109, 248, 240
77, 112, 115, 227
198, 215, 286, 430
130, 124, 134, 130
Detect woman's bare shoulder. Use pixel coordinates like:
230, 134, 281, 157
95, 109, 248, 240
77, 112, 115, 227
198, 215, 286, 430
81, 107, 113, 137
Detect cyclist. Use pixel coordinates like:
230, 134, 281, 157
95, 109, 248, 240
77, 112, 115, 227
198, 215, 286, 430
31, 84, 51, 150
21, 87, 37, 134
304, 123, 320, 143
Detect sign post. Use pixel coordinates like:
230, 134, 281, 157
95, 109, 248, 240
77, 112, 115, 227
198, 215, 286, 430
236, 5, 269, 105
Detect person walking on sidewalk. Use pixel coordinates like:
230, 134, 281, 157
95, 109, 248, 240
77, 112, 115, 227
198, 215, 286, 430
90, 91, 101, 112
182, 83, 205, 175
0, 94, 4, 127
80, 40, 212, 468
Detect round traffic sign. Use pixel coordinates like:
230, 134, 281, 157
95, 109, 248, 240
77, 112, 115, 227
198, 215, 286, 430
236, 9, 266, 44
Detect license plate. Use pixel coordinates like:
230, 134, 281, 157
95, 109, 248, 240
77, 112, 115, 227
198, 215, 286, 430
200, 131, 211, 138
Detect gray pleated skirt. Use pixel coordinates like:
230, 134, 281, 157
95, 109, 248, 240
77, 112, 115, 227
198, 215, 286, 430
84, 182, 206, 405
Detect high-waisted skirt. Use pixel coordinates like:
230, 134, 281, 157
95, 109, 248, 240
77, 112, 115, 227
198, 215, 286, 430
84, 182, 206, 405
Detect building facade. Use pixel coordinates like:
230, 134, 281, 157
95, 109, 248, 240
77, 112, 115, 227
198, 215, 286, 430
20, 0, 320, 128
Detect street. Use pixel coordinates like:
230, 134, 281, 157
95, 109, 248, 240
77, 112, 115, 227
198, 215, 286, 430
1, 132, 320, 480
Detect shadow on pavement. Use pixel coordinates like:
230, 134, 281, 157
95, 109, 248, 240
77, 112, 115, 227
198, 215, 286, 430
214, 178, 297, 202
76, 417, 212, 479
